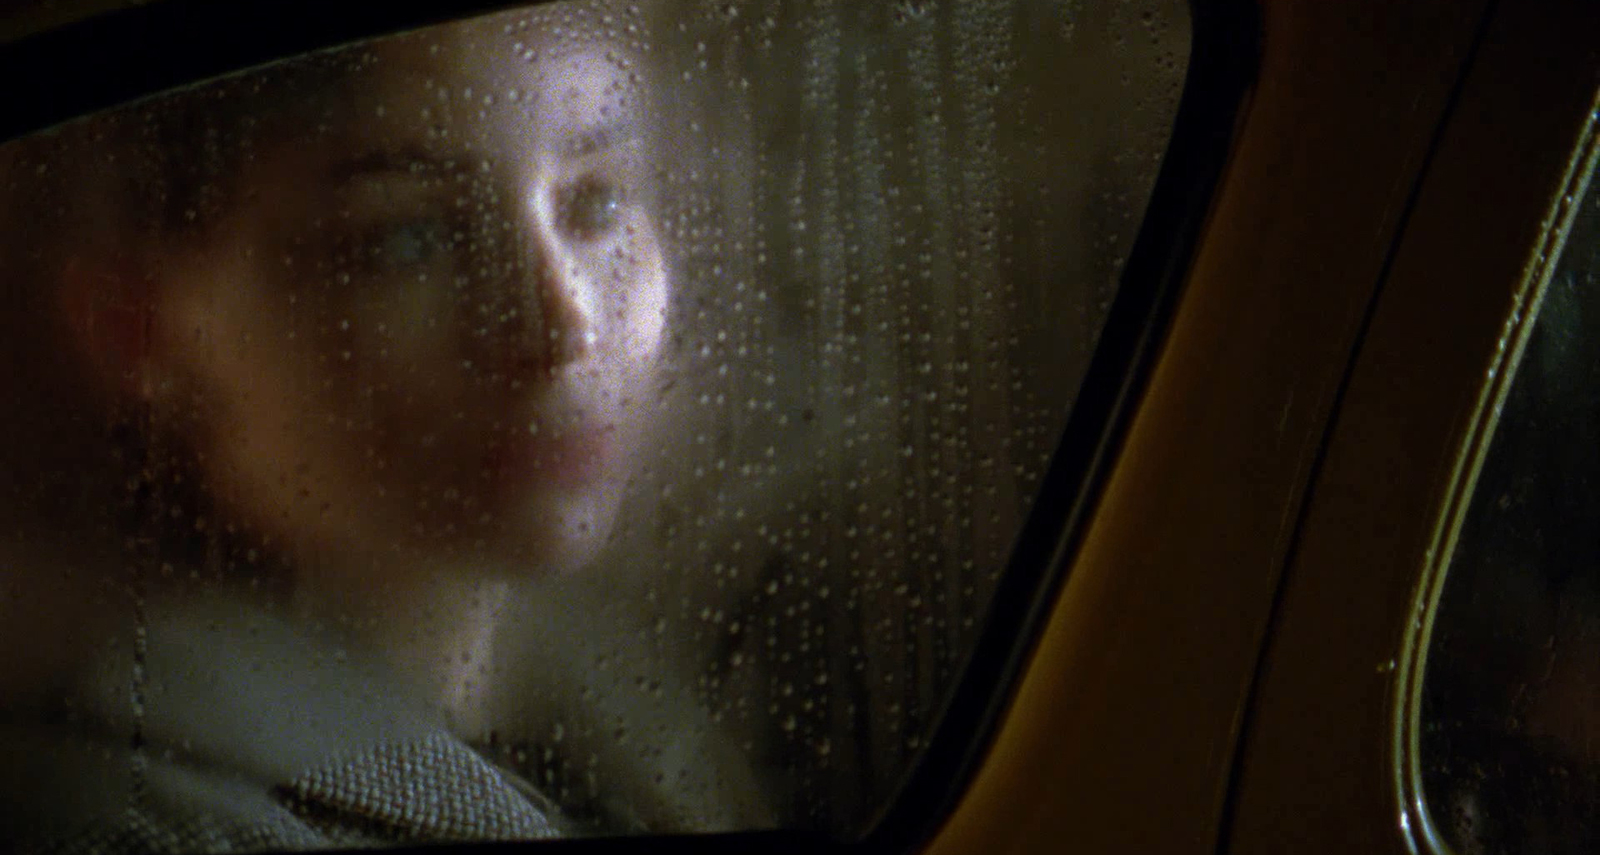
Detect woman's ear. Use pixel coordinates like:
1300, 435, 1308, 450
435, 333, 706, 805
58, 257, 162, 399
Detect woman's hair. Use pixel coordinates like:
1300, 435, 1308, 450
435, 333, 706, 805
0, 51, 359, 586
0, 2, 675, 577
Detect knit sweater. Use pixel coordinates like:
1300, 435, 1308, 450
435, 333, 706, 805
1, 596, 562, 853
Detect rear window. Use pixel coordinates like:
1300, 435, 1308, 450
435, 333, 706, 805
1416, 136, 1600, 853
0, 0, 1196, 847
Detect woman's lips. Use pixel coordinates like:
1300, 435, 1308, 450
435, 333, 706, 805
487, 423, 616, 490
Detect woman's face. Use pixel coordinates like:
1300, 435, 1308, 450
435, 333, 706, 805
148, 15, 670, 580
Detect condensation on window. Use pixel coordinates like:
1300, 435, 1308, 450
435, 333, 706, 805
1419, 164, 1600, 853
0, 0, 1190, 847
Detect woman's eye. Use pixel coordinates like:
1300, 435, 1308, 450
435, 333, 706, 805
359, 217, 454, 274
557, 176, 623, 241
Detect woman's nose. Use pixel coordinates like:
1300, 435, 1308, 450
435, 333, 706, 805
531, 247, 599, 370
490, 206, 599, 376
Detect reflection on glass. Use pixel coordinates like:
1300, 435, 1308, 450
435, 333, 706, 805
0, 0, 1190, 848
1422, 176, 1600, 853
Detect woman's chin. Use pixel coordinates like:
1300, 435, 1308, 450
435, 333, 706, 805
471, 485, 626, 579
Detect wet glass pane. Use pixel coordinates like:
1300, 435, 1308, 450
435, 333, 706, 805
0, 0, 1191, 847
1421, 170, 1600, 853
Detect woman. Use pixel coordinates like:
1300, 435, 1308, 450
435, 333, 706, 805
0, 2, 727, 849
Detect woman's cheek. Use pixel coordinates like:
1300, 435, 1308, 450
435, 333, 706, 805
356, 292, 465, 393
611, 227, 669, 360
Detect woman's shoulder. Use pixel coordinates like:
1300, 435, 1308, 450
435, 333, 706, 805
0, 594, 562, 852
0, 714, 329, 853
0, 702, 340, 852
2, 718, 562, 853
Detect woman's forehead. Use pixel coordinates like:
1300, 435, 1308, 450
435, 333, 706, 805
357, 24, 644, 149
102, 10, 655, 217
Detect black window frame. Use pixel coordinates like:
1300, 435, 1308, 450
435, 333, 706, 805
0, 1, 1258, 851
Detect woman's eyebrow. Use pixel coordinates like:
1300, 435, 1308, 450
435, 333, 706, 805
558, 120, 639, 160
326, 147, 456, 183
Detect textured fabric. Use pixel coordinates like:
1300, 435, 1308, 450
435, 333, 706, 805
3, 595, 564, 853
32, 807, 329, 855
18, 733, 560, 854
281, 732, 559, 842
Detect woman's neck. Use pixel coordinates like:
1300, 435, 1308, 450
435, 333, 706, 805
293, 563, 513, 732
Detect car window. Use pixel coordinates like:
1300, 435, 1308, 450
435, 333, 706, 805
0, 0, 1192, 847
1416, 139, 1600, 854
